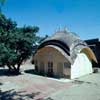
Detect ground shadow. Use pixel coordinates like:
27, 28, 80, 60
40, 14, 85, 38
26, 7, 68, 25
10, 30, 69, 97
44, 97, 54, 100
24, 69, 48, 77
0, 68, 22, 76
0, 89, 41, 100
24, 69, 35, 75
24, 69, 60, 79
0, 89, 54, 100
0, 83, 3, 85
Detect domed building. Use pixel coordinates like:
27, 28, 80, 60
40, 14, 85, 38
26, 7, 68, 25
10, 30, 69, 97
33, 30, 97, 79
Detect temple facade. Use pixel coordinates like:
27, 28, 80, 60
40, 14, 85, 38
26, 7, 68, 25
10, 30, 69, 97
33, 30, 97, 79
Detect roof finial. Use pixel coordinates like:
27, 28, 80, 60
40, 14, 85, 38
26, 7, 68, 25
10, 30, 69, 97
63, 26, 69, 32
55, 26, 61, 32
58, 26, 60, 31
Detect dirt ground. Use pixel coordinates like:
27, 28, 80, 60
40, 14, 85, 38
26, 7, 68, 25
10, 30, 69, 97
0, 60, 100, 100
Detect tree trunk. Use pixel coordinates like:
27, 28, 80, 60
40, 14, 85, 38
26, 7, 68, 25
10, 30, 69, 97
16, 63, 21, 73
12, 65, 17, 70
17, 58, 23, 73
7, 64, 12, 71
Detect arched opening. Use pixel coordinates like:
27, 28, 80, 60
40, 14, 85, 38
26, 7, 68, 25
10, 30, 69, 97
71, 53, 92, 79
80, 48, 97, 63
71, 47, 97, 79
38, 40, 70, 56
34, 45, 71, 78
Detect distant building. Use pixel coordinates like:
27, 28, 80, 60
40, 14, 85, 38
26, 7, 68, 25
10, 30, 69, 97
85, 38, 100, 67
32, 30, 97, 79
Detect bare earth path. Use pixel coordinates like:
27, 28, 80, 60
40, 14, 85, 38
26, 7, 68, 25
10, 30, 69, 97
0, 60, 100, 100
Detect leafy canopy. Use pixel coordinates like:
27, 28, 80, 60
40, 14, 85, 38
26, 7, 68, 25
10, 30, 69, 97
0, 13, 39, 73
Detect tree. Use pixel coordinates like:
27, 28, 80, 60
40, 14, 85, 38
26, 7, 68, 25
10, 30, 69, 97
0, 13, 39, 74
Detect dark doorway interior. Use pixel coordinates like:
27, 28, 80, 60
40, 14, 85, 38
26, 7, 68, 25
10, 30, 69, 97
47, 62, 53, 77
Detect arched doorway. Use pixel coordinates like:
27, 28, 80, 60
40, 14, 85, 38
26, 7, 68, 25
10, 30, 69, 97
71, 52, 92, 79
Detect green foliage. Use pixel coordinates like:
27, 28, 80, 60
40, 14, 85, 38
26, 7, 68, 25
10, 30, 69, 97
0, 13, 39, 73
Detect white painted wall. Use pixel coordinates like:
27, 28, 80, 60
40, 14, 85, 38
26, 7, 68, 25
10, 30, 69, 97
71, 53, 93, 79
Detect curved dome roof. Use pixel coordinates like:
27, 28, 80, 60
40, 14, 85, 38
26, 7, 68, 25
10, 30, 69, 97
38, 30, 86, 54
43, 30, 80, 48
36, 30, 97, 64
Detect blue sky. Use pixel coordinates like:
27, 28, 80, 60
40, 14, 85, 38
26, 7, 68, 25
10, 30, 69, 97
2, 0, 100, 39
